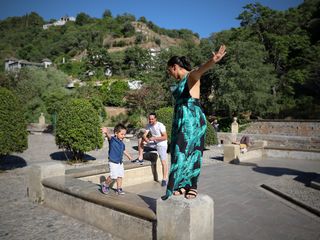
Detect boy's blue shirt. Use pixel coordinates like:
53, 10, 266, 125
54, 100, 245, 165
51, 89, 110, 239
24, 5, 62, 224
108, 136, 125, 164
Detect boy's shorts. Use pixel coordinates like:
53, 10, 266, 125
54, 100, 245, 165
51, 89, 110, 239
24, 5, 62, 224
109, 162, 124, 179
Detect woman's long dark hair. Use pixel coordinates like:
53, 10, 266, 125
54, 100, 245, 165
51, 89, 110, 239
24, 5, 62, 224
167, 56, 192, 71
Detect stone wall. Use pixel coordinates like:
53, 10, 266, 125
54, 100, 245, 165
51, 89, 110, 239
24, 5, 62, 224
217, 120, 320, 151
242, 120, 320, 137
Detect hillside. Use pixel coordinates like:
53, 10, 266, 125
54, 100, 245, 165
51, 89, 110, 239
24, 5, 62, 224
105, 21, 200, 53
0, 13, 200, 66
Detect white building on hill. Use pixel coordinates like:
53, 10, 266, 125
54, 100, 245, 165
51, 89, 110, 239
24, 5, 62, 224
43, 16, 76, 30
4, 58, 52, 71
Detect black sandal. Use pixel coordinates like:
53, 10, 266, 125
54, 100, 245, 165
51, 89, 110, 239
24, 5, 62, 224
173, 187, 186, 196
185, 189, 198, 199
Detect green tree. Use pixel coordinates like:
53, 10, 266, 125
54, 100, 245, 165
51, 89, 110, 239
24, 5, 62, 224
123, 46, 151, 77
102, 80, 129, 106
85, 47, 113, 79
213, 40, 278, 117
75, 12, 93, 26
102, 9, 112, 19
5, 67, 68, 123
237, 2, 320, 117
55, 98, 103, 161
126, 82, 169, 114
0, 87, 28, 160
156, 107, 173, 143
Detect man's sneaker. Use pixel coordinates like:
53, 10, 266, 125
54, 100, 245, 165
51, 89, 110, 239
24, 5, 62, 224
138, 160, 144, 165
101, 183, 109, 194
131, 159, 138, 163
116, 188, 125, 195
161, 180, 167, 187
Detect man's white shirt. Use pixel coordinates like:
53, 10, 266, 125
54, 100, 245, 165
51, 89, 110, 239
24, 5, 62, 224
146, 122, 167, 147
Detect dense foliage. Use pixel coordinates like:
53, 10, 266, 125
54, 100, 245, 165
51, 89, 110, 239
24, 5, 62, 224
155, 107, 174, 143
55, 98, 103, 161
0, 67, 69, 123
0, 87, 28, 159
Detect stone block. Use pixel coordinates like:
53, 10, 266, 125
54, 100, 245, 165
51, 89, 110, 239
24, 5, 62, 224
27, 162, 65, 203
223, 144, 240, 163
157, 194, 214, 240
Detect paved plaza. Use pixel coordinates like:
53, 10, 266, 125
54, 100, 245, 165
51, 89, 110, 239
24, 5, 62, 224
0, 134, 319, 240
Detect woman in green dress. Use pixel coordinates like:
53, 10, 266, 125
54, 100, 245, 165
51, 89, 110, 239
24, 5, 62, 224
163, 45, 226, 200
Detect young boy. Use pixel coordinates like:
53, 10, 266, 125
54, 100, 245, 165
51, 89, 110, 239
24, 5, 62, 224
101, 124, 132, 195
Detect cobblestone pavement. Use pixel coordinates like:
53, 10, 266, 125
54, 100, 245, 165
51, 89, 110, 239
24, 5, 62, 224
263, 175, 320, 214
0, 134, 224, 240
1, 134, 319, 240
0, 169, 121, 240
0, 134, 139, 240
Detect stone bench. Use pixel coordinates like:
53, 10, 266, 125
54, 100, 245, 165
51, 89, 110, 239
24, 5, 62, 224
42, 175, 156, 240
28, 162, 214, 240
223, 140, 267, 163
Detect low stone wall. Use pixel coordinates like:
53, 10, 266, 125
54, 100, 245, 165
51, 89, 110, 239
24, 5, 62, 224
223, 141, 320, 164
264, 148, 320, 161
27, 162, 214, 240
218, 132, 320, 151
43, 176, 156, 240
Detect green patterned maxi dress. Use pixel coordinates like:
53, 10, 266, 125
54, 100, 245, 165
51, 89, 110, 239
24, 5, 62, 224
163, 74, 207, 199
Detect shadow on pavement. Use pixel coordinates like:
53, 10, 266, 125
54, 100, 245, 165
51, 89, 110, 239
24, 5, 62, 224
138, 194, 157, 213
50, 151, 96, 161
210, 156, 223, 161
252, 166, 319, 185
0, 155, 27, 170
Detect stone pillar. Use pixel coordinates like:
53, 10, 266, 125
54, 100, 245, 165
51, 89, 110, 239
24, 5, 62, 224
223, 144, 240, 163
27, 162, 65, 203
157, 194, 214, 240
39, 112, 45, 125
231, 117, 238, 133
231, 117, 239, 142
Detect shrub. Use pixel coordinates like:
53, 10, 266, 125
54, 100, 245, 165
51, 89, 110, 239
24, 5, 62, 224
55, 98, 103, 161
156, 106, 217, 146
205, 120, 218, 146
0, 87, 28, 159
156, 107, 174, 143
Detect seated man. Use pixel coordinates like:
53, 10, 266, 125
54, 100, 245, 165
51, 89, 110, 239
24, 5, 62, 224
133, 113, 168, 187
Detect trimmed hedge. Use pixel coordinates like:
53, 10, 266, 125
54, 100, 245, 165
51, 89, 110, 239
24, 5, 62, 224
0, 87, 28, 158
156, 107, 174, 143
55, 98, 103, 161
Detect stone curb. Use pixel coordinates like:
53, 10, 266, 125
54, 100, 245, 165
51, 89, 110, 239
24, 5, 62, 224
261, 184, 320, 217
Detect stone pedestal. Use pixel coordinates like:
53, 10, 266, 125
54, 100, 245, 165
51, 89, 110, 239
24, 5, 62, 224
231, 117, 239, 134
27, 162, 65, 203
223, 144, 240, 163
157, 194, 214, 240
39, 112, 45, 125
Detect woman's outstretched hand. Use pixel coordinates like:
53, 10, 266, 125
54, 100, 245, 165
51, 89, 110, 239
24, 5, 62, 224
212, 45, 226, 63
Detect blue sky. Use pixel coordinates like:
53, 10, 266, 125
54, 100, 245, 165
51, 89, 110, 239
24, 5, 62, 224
0, 0, 303, 38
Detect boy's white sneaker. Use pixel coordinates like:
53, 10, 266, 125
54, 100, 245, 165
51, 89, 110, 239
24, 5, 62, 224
116, 188, 125, 195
